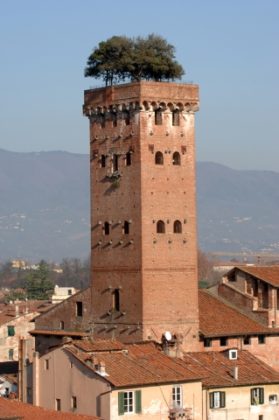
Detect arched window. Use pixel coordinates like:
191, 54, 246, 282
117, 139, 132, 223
126, 152, 132, 166
172, 109, 180, 126
173, 220, 182, 233
113, 154, 119, 172
155, 151, 164, 165
123, 221, 130, 234
157, 220, 165, 234
104, 222, 110, 235
101, 155, 106, 167
155, 109, 163, 125
112, 289, 120, 311
173, 152, 181, 166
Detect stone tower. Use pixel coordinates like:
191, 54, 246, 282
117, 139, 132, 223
83, 81, 200, 351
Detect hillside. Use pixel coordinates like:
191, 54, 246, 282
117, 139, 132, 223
1, 149, 279, 260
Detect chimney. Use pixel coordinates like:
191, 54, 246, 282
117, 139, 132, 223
97, 360, 106, 376
232, 366, 238, 380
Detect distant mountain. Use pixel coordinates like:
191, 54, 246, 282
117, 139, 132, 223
1, 149, 279, 261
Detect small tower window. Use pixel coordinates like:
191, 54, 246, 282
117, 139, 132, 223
124, 110, 130, 125
112, 289, 120, 312
104, 222, 110, 235
173, 152, 181, 166
112, 112, 117, 127
100, 114, 106, 128
60, 321, 64, 330
173, 220, 182, 233
113, 154, 119, 172
126, 152, 132, 166
101, 155, 106, 168
123, 221, 130, 234
155, 151, 164, 165
76, 301, 83, 317
157, 220, 165, 234
172, 109, 180, 126
155, 109, 163, 125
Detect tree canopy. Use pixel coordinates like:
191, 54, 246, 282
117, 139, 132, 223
85, 34, 184, 85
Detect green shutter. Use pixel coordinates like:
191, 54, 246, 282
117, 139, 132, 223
135, 390, 142, 413
7, 326, 15, 336
118, 392, 124, 416
259, 388, 264, 404
220, 392, 226, 408
209, 392, 214, 409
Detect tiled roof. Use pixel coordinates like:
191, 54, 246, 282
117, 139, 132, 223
30, 329, 88, 337
73, 339, 125, 352
183, 350, 279, 388
0, 398, 100, 419
232, 265, 279, 287
66, 341, 202, 387
0, 301, 52, 326
199, 290, 271, 337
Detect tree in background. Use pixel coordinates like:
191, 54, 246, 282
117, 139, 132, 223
85, 34, 184, 85
198, 249, 221, 288
24, 260, 54, 300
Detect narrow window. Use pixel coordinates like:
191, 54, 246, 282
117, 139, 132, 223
172, 109, 180, 126
71, 396, 77, 410
126, 152, 132, 166
258, 335, 266, 344
124, 110, 130, 125
209, 391, 226, 409
113, 154, 119, 172
155, 109, 162, 125
100, 114, 105, 128
101, 155, 106, 168
220, 337, 228, 346
251, 387, 264, 405
243, 336, 251, 345
60, 321, 64, 330
104, 222, 110, 235
7, 325, 15, 337
45, 359, 49, 370
204, 338, 212, 348
123, 221, 130, 235
76, 301, 83, 317
173, 152, 181, 165
56, 398, 61, 411
155, 151, 164, 165
173, 220, 182, 234
112, 112, 117, 127
8, 349, 14, 360
172, 385, 182, 408
68, 289, 72, 295
156, 220, 165, 234
112, 289, 120, 312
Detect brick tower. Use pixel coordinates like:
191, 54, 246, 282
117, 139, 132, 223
83, 81, 200, 351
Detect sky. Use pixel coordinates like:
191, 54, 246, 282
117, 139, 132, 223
0, 0, 278, 171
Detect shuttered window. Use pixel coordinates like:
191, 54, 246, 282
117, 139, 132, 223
209, 391, 226, 408
118, 390, 142, 415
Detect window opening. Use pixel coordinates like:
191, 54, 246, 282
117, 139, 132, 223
76, 301, 83, 317
172, 109, 180, 126
243, 336, 251, 345
123, 221, 130, 234
155, 109, 163, 125
45, 359, 49, 370
56, 399, 61, 411
100, 114, 105, 128
258, 335, 265, 344
251, 387, 264, 405
7, 325, 15, 337
126, 152, 132, 166
112, 112, 117, 127
8, 349, 14, 361
104, 222, 110, 235
173, 220, 182, 234
124, 110, 130, 125
209, 391, 226, 409
72, 396, 77, 409
101, 155, 106, 168
155, 151, 164, 165
60, 321, 64, 330
113, 154, 119, 172
172, 385, 182, 408
68, 289, 72, 295
118, 390, 141, 415
112, 289, 120, 312
204, 338, 212, 348
220, 337, 228, 346
269, 394, 278, 404
173, 151, 181, 165
156, 220, 165, 234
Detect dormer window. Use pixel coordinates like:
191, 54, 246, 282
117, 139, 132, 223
228, 349, 238, 360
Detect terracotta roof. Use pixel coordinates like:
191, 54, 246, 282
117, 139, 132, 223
66, 341, 202, 387
30, 329, 88, 337
199, 290, 271, 337
0, 398, 100, 419
73, 339, 125, 352
232, 265, 279, 287
0, 301, 52, 326
183, 350, 279, 388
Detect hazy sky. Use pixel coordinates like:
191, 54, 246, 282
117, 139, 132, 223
0, 0, 278, 170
